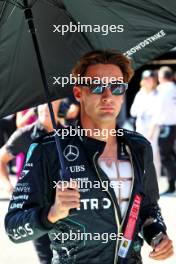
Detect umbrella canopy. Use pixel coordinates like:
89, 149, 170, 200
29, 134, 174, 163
0, 0, 91, 118
0, 0, 176, 117
63, 0, 176, 68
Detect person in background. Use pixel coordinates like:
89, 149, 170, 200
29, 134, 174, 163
0, 100, 61, 264
148, 66, 176, 194
130, 70, 161, 177
58, 96, 80, 126
0, 101, 61, 194
15, 108, 37, 179
16, 108, 37, 128
173, 71, 176, 83
0, 115, 16, 148
0, 114, 16, 174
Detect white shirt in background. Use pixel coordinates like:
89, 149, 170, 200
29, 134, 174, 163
130, 88, 159, 136
130, 88, 161, 177
151, 82, 176, 125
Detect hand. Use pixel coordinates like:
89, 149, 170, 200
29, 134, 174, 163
149, 235, 174, 260
47, 181, 80, 223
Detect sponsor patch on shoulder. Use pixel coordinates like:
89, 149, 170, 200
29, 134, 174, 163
25, 143, 38, 163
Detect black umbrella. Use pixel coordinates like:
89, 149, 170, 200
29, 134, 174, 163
0, 0, 176, 118
0, 0, 92, 118
0, 0, 90, 180
0, 0, 176, 182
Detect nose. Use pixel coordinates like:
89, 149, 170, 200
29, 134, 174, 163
101, 87, 113, 102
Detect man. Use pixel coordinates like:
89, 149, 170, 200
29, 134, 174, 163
1, 100, 61, 264
130, 70, 160, 177
0, 101, 61, 194
0, 114, 16, 174
5, 50, 173, 264
0, 115, 16, 148
148, 66, 176, 194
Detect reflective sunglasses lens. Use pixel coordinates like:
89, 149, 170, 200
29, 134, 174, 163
91, 84, 104, 94
111, 83, 128, 95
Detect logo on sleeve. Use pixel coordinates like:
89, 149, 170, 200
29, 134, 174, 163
20, 170, 29, 179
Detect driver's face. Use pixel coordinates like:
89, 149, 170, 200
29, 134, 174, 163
73, 64, 125, 125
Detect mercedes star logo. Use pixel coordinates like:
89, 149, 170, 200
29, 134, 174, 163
63, 145, 79, 162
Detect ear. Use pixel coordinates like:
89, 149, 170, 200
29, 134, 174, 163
73, 86, 81, 102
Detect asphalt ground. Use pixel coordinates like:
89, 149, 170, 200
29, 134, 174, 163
0, 176, 175, 264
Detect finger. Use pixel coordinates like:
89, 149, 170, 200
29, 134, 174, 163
150, 246, 173, 257
69, 181, 79, 189
56, 181, 78, 190
150, 242, 173, 258
59, 196, 80, 202
154, 237, 172, 251
60, 201, 80, 209
149, 247, 174, 260
155, 239, 172, 252
154, 240, 173, 256
57, 189, 80, 197
150, 249, 173, 260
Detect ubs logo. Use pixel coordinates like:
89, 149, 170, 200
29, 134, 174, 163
69, 165, 85, 173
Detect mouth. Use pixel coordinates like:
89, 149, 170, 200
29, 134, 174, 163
99, 107, 114, 111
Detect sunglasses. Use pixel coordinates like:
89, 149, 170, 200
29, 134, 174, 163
79, 81, 128, 95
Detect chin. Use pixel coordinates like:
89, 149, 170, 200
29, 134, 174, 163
97, 113, 116, 123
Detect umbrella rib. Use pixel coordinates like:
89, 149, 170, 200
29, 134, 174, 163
2, 0, 24, 9
0, 1, 6, 20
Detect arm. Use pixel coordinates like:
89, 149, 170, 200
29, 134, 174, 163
147, 93, 164, 140
0, 127, 30, 193
16, 109, 35, 128
4, 143, 55, 243
0, 146, 14, 193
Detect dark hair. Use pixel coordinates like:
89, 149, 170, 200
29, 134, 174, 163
72, 50, 134, 83
158, 66, 173, 80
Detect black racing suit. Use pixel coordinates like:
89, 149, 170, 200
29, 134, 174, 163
5, 121, 53, 263
5, 125, 167, 264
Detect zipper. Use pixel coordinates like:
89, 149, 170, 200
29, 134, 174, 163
93, 145, 135, 263
93, 152, 120, 264
120, 145, 135, 230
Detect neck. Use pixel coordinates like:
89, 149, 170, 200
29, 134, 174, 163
145, 87, 155, 94
80, 115, 117, 156
160, 79, 172, 84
